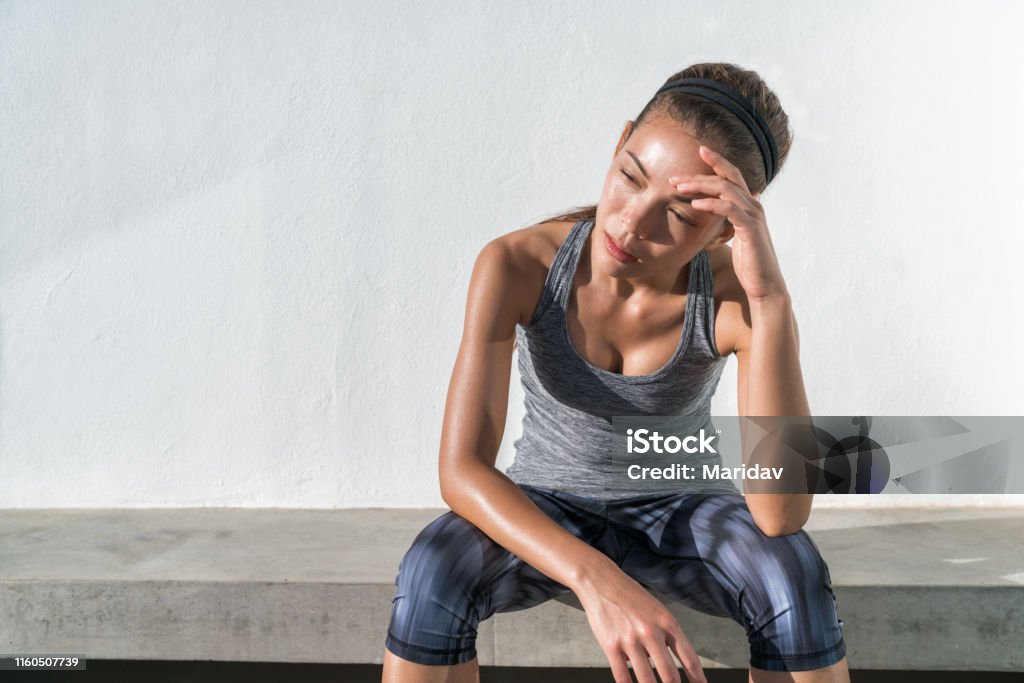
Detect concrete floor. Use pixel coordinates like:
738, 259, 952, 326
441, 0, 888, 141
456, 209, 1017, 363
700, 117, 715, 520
2, 505, 1023, 671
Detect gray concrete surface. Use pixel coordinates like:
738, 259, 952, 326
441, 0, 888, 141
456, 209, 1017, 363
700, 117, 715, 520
1, 506, 1022, 671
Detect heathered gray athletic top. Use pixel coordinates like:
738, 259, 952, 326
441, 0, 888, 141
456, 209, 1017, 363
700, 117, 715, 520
505, 219, 739, 500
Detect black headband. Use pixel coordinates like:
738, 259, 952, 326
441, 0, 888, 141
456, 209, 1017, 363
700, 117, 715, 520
651, 77, 778, 186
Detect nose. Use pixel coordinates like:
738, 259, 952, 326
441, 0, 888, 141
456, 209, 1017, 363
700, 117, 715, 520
621, 210, 646, 240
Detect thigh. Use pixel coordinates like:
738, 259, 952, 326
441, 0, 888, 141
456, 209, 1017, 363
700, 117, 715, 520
480, 484, 612, 616
390, 484, 609, 630
615, 492, 746, 620
616, 493, 846, 671
387, 508, 517, 665
386, 485, 612, 665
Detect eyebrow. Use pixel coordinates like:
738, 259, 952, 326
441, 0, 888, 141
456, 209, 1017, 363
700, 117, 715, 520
624, 150, 702, 204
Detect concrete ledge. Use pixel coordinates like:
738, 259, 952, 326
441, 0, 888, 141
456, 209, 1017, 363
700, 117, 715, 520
1, 506, 1023, 671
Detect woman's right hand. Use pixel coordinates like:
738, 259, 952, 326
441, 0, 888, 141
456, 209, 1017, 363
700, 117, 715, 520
574, 559, 707, 683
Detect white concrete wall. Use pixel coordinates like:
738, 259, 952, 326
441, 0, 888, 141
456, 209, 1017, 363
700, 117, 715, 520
2, 0, 1022, 508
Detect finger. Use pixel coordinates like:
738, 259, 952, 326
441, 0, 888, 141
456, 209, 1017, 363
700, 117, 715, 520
689, 196, 756, 229
625, 645, 658, 683
608, 650, 633, 683
666, 626, 707, 683
673, 178, 754, 210
698, 145, 751, 195
646, 637, 682, 683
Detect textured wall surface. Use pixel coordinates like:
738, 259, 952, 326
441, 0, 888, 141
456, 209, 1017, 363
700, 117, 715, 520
2, 1, 1022, 508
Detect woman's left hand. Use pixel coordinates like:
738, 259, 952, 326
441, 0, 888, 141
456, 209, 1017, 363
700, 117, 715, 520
670, 145, 790, 303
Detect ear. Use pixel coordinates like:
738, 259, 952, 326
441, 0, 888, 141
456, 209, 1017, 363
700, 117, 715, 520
614, 120, 636, 158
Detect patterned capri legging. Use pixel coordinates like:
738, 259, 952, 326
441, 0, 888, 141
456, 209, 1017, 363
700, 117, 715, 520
385, 483, 847, 673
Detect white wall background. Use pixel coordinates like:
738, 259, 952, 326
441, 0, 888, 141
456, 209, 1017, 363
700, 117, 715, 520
2, 0, 1022, 509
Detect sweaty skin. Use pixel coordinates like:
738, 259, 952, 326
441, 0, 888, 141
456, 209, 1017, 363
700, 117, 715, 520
383, 116, 849, 683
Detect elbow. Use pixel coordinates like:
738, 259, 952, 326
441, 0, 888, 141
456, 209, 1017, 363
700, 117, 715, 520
758, 522, 803, 538
746, 493, 814, 537
440, 456, 499, 507
439, 469, 460, 506
438, 459, 479, 507
753, 514, 808, 538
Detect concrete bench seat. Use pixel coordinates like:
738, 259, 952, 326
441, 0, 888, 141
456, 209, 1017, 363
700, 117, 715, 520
2, 505, 1023, 671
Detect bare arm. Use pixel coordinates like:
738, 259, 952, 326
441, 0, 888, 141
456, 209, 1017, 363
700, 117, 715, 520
438, 237, 617, 592
735, 292, 815, 536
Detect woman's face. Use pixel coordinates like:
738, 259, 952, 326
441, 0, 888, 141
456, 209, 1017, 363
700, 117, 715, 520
595, 116, 729, 272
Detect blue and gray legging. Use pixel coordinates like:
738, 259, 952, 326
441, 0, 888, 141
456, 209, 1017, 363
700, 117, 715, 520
385, 483, 847, 673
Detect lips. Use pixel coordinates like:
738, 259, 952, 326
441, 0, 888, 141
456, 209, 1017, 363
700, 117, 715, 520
604, 231, 637, 262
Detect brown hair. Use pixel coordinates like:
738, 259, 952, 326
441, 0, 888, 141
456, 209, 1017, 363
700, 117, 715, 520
537, 62, 793, 228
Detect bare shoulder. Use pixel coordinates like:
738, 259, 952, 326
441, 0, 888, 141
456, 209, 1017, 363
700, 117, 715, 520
483, 220, 576, 327
707, 244, 752, 357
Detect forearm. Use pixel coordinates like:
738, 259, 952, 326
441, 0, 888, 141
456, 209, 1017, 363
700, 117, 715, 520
743, 294, 814, 535
440, 459, 618, 593
747, 294, 808, 414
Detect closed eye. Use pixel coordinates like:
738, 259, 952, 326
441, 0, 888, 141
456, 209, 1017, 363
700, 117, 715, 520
620, 168, 696, 226
671, 211, 695, 226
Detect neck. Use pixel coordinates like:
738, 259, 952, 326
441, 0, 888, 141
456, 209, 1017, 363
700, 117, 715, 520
584, 228, 694, 301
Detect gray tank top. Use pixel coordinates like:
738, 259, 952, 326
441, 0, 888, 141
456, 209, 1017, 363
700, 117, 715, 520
505, 219, 739, 499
